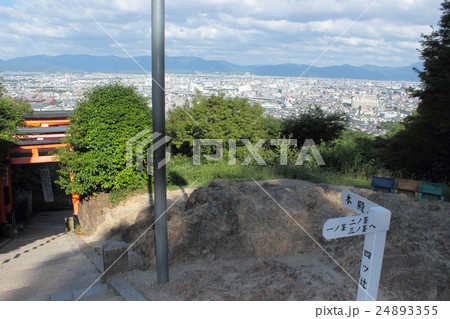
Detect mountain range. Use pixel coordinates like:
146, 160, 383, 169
0, 55, 422, 81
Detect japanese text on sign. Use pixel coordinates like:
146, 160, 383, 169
323, 191, 391, 301
40, 168, 54, 203
341, 189, 379, 215
322, 210, 390, 239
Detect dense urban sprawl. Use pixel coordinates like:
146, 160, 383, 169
2, 72, 420, 136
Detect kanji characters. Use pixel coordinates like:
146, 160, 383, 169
357, 200, 366, 214
359, 277, 367, 289
346, 194, 352, 205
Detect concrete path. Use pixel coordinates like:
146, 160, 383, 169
0, 210, 122, 301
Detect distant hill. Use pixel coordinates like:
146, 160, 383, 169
0, 54, 422, 81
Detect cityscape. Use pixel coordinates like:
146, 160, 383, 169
2, 71, 420, 136
0, 0, 448, 307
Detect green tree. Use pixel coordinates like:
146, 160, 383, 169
57, 83, 152, 197
384, 121, 405, 139
0, 77, 32, 175
0, 77, 6, 98
385, 1, 450, 181
167, 92, 275, 159
281, 106, 348, 143
320, 130, 386, 178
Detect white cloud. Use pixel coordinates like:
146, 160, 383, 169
0, 0, 444, 66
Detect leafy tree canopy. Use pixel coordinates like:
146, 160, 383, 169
57, 83, 152, 197
167, 92, 278, 157
0, 77, 6, 98
281, 105, 348, 143
0, 77, 32, 175
385, 1, 450, 181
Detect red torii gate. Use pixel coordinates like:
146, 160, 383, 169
0, 167, 12, 225
0, 111, 79, 226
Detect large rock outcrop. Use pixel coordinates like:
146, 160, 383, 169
79, 179, 450, 300
126, 179, 351, 268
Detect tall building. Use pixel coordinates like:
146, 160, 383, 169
351, 94, 378, 114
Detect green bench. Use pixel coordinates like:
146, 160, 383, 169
418, 181, 446, 201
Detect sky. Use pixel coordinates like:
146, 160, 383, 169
0, 0, 445, 67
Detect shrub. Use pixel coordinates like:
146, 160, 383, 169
281, 106, 348, 143
319, 130, 386, 178
167, 92, 277, 161
57, 83, 152, 197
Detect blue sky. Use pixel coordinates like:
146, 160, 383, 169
0, 0, 444, 66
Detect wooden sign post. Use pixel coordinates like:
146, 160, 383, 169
322, 189, 391, 301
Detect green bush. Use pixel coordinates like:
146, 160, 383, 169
281, 106, 348, 143
319, 130, 387, 178
56, 83, 152, 197
0, 81, 32, 175
167, 92, 278, 160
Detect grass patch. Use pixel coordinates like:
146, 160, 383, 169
109, 187, 148, 206
166, 156, 371, 191
108, 157, 373, 206
166, 158, 284, 189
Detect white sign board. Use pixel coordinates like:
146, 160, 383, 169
40, 168, 54, 203
323, 192, 391, 301
341, 189, 378, 215
356, 228, 387, 301
322, 209, 390, 239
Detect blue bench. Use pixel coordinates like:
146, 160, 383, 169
418, 181, 446, 201
370, 176, 395, 193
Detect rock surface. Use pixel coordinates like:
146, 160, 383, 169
79, 179, 450, 300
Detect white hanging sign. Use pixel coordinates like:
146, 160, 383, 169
40, 168, 54, 203
324, 190, 391, 301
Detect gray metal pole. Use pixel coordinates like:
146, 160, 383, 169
151, 0, 168, 284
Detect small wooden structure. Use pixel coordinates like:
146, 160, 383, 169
394, 178, 420, 199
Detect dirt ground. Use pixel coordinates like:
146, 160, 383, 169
79, 179, 449, 301
119, 248, 384, 301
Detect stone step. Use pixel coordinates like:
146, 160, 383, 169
0, 262, 99, 292
0, 272, 101, 300
72, 283, 109, 300
0, 237, 77, 261
27, 284, 123, 301
0, 250, 83, 272
0, 252, 78, 268
0, 253, 86, 272
1, 241, 73, 256
3, 232, 71, 245
109, 280, 146, 301
77, 288, 120, 301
